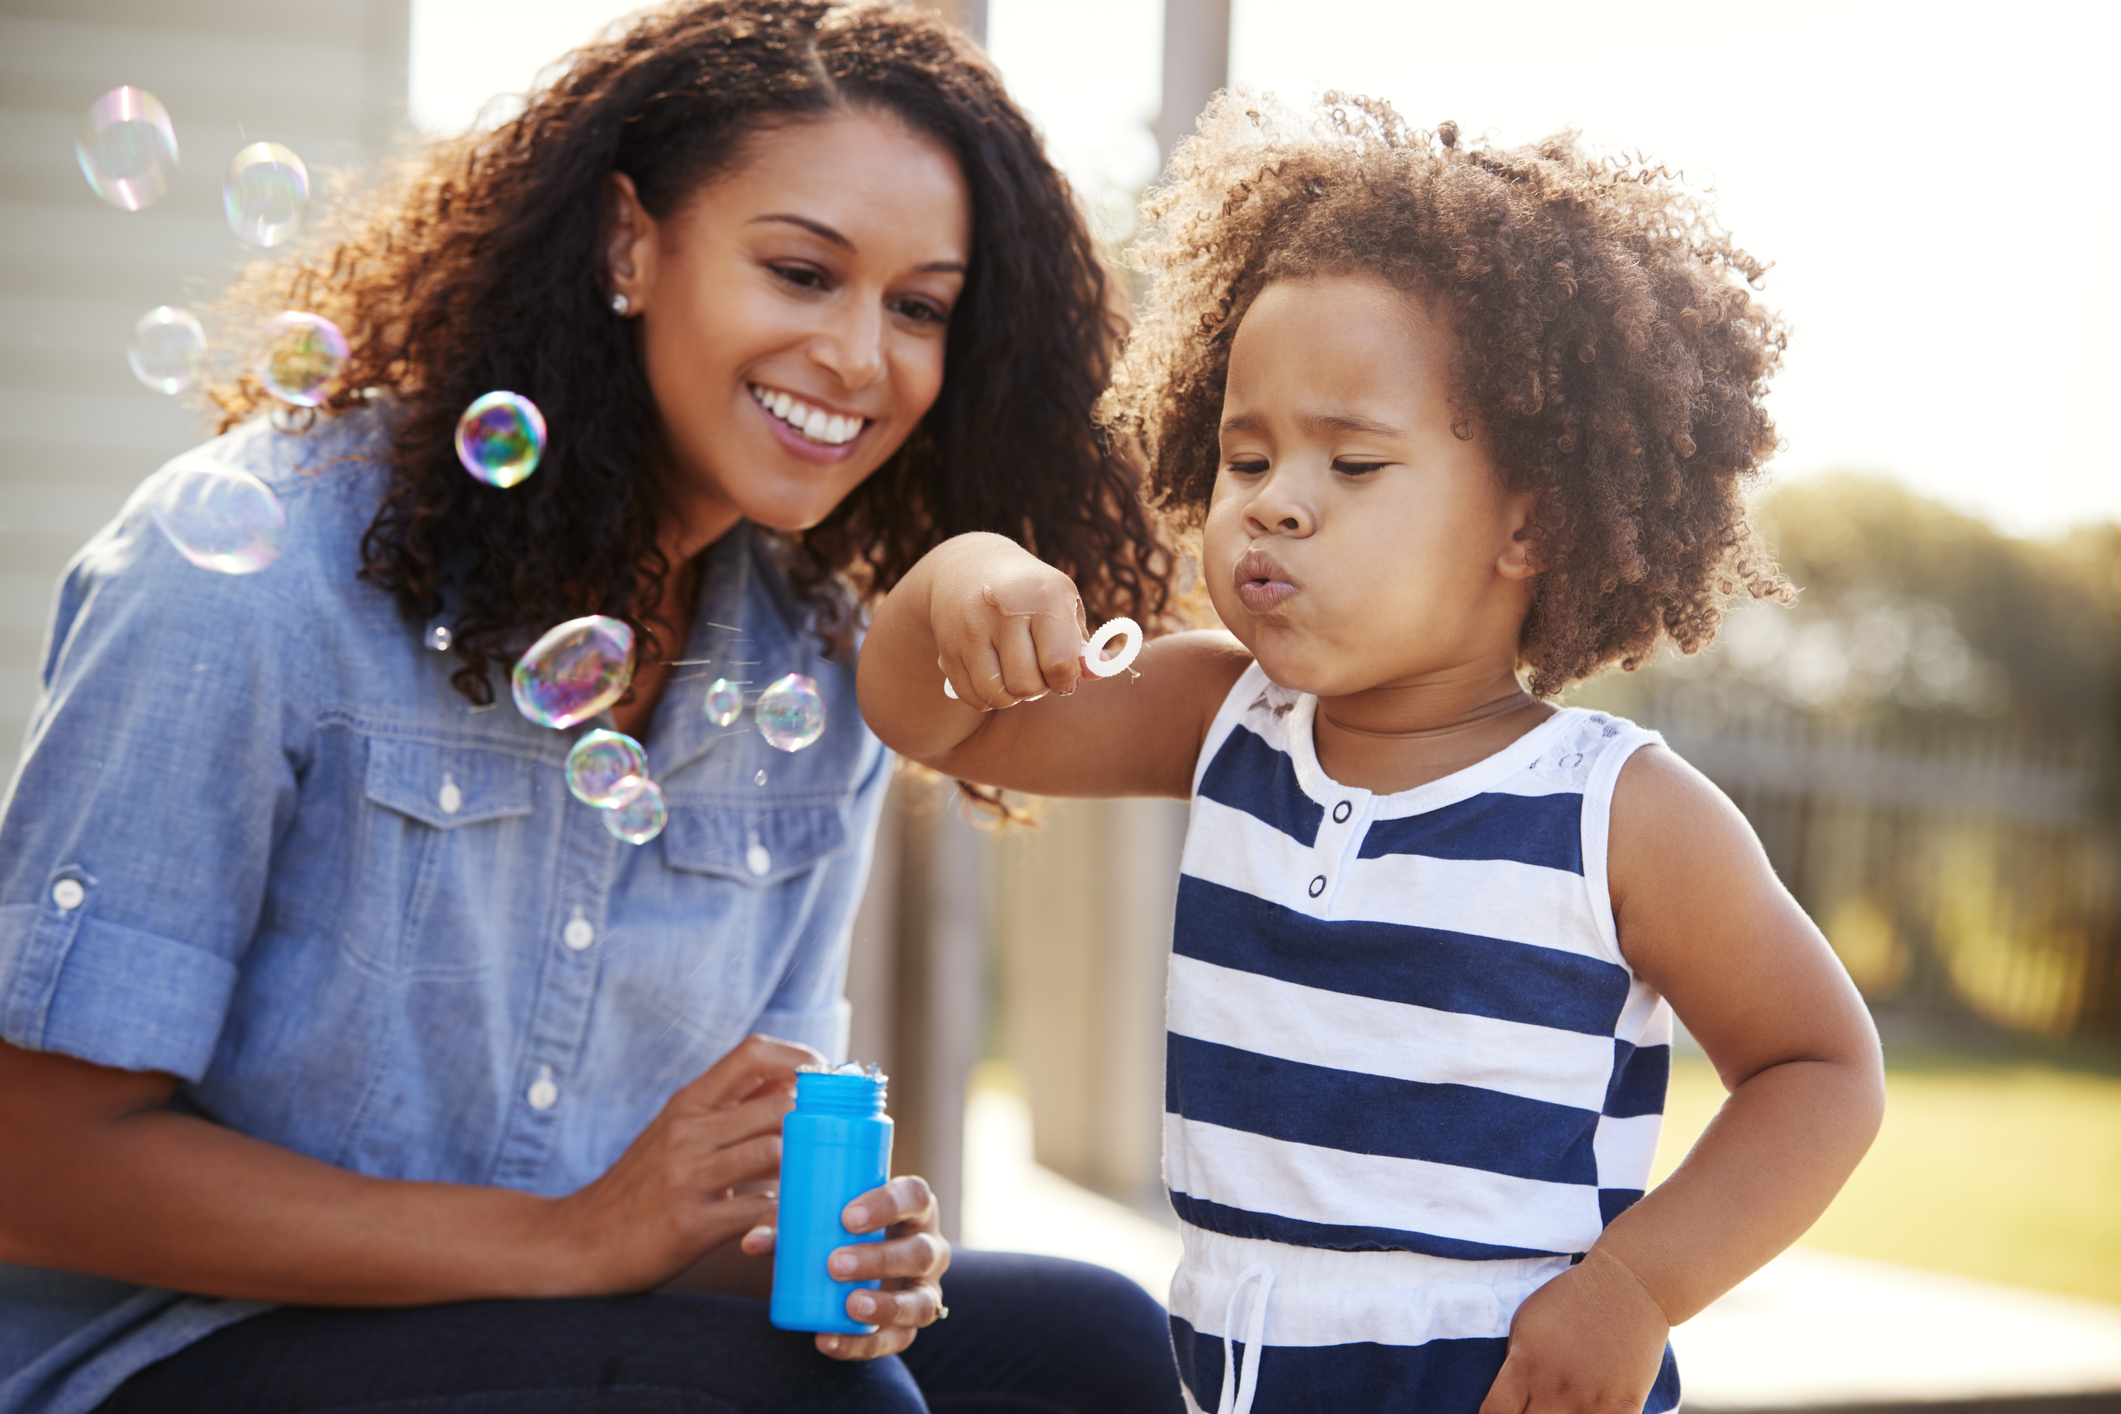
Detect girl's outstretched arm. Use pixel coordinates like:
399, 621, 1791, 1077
1481, 745, 1887, 1414
857, 532, 1249, 799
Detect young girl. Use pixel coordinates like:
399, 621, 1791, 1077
858, 95, 1886, 1414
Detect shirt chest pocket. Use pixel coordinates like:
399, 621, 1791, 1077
350, 735, 542, 979
657, 797, 853, 886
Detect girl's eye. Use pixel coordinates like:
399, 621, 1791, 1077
1226, 458, 1269, 476
1333, 459, 1388, 476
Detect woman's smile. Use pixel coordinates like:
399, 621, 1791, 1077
747, 382, 871, 457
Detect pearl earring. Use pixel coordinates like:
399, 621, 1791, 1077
610, 292, 631, 316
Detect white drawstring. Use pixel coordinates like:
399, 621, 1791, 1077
1216, 1262, 1275, 1414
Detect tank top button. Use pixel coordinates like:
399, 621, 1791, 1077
1332, 801, 1352, 823
1308, 874, 1326, 898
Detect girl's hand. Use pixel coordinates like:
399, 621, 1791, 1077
551, 1034, 821, 1294
859, 531, 1249, 801
1478, 1248, 1671, 1414
740, 1174, 952, 1360
929, 531, 1089, 710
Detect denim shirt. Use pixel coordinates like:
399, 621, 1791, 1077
0, 409, 891, 1414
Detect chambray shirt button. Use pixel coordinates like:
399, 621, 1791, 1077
527, 1066, 558, 1111
746, 844, 772, 877
438, 777, 462, 815
562, 918, 595, 951
50, 879, 84, 911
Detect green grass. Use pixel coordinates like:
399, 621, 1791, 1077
1652, 1055, 2121, 1305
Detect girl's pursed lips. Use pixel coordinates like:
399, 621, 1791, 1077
1234, 546, 1298, 612
1235, 546, 1296, 588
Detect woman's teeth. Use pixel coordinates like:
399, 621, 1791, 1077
751, 385, 865, 446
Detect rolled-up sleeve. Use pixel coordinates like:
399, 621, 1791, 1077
0, 474, 311, 1081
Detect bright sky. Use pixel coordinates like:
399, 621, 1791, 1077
411, 0, 2121, 537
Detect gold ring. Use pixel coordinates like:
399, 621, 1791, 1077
934, 1304, 950, 1321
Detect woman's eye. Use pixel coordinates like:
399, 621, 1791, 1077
890, 296, 949, 326
770, 264, 829, 291
1333, 460, 1388, 476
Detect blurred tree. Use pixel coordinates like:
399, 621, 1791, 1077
1773, 477, 2115, 736
1589, 473, 2119, 763
1577, 474, 2121, 1042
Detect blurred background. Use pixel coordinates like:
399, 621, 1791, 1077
2, 0, 2117, 1406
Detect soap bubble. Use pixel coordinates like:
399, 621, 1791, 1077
257, 311, 347, 407
755, 672, 825, 752
603, 778, 667, 845
224, 142, 309, 247
424, 624, 452, 651
77, 86, 178, 211
512, 615, 634, 729
144, 454, 285, 574
127, 306, 206, 395
455, 391, 546, 487
704, 677, 743, 727
566, 729, 649, 808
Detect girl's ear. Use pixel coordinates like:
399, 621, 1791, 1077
604, 171, 658, 315
1497, 492, 1541, 581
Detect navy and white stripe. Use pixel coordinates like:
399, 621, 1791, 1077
1164, 664, 1677, 1413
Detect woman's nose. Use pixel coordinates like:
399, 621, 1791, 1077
809, 299, 885, 391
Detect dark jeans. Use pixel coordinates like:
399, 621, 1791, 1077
96, 1251, 1183, 1414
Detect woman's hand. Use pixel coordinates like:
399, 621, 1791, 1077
1478, 1248, 1671, 1414
738, 1174, 951, 1360
929, 531, 1090, 710
551, 1034, 822, 1295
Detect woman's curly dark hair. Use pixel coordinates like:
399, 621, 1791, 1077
1101, 91, 1791, 695
209, 0, 1167, 701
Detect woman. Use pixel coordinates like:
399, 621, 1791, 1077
0, 4, 1177, 1412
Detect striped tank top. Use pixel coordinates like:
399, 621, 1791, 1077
1165, 663, 1682, 1414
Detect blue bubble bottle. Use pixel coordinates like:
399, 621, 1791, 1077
770, 1064, 893, 1334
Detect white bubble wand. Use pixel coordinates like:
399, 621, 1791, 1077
943, 616, 1142, 700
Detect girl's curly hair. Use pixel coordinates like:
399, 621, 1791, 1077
1102, 91, 1791, 695
210, 0, 1167, 701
